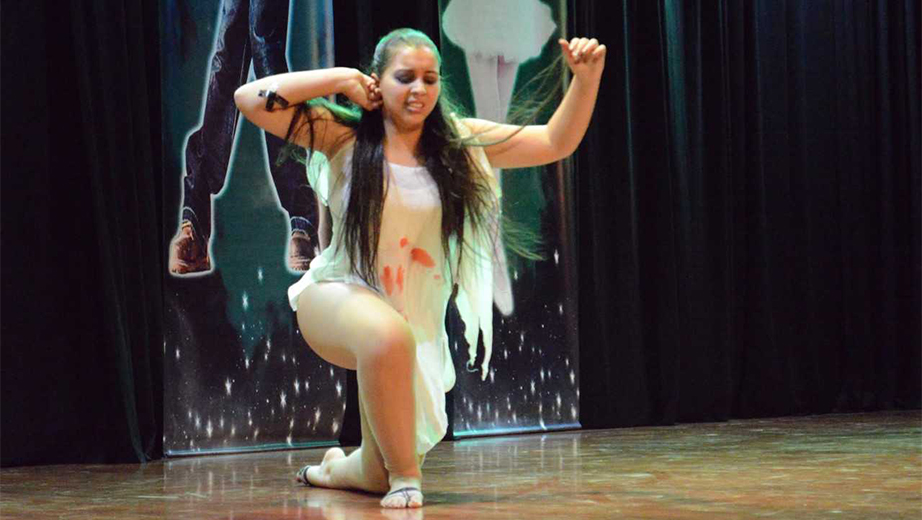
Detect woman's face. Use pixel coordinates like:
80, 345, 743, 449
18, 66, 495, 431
375, 45, 441, 130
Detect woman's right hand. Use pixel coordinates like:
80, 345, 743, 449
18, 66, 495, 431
340, 69, 382, 111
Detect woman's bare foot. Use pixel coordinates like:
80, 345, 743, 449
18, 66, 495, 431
380, 477, 423, 508
296, 447, 346, 487
296, 448, 423, 507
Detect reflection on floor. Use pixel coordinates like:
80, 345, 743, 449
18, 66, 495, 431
1, 411, 919, 519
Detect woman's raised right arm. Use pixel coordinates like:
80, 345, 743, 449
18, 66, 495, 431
234, 67, 381, 152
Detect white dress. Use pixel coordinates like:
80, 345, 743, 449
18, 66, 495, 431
441, 0, 558, 62
288, 138, 498, 457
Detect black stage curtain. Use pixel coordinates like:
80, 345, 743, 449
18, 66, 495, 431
332, 0, 439, 71
573, 0, 921, 428
1, 0, 163, 466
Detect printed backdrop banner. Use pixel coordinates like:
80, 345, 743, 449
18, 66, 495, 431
439, 0, 580, 436
160, 0, 343, 456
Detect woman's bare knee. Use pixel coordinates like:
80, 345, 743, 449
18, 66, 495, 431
358, 320, 416, 369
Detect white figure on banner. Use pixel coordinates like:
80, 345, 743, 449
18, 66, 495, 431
442, 0, 558, 315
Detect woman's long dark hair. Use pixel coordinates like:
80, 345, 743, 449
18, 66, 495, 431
285, 28, 500, 288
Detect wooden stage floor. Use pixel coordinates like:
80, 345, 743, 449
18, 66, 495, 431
2, 411, 919, 519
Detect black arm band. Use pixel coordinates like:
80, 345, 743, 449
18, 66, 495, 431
258, 84, 290, 111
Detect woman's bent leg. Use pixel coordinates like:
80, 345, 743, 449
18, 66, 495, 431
295, 282, 422, 504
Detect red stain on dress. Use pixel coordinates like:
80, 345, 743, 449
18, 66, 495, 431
382, 266, 394, 295
410, 248, 436, 268
396, 265, 405, 293
399, 237, 409, 248
434, 275, 441, 280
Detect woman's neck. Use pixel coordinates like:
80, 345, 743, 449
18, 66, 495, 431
382, 119, 424, 165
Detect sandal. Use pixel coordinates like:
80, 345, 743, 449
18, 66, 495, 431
295, 465, 314, 486
381, 486, 423, 508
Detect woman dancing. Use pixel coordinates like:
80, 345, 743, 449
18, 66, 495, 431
234, 28, 605, 509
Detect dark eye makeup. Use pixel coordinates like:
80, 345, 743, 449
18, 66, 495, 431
395, 71, 440, 85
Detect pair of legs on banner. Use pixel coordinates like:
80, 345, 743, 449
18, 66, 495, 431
171, 0, 316, 275
296, 282, 425, 509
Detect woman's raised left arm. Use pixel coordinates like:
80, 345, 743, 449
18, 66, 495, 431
464, 37, 606, 169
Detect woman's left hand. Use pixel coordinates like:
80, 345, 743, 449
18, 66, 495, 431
559, 37, 606, 82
